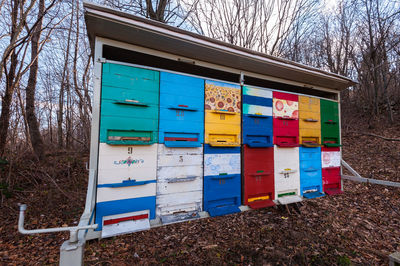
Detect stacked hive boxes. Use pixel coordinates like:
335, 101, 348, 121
242, 86, 275, 209
321, 99, 341, 147
96, 63, 159, 237
299, 96, 321, 147
322, 147, 342, 195
299, 146, 324, 198
320, 99, 342, 195
273, 92, 302, 204
95, 63, 343, 236
203, 81, 242, 217
299, 96, 324, 198
157, 72, 204, 224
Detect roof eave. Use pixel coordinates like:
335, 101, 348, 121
83, 1, 357, 91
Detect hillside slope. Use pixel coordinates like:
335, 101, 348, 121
0, 126, 399, 265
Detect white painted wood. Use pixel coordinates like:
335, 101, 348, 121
157, 175, 202, 195
96, 183, 156, 203
157, 165, 203, 180
158, 145, 202, 155
243, 87, 273, 98
98, 169, 155, 184
243, 104, 272, 116
338, 93, 343, 190
156, 144, 204, 217
99, 143, 158, 156
157, 154, 203, 167
321, 150, 341, 168
204, 153, 241, 175
87, 37, 104, 215
276, 195, 302, 205
98, 143, 157, 183
156, 191, 202, 216
101, 210, 150, 238
274, 146, 300, 198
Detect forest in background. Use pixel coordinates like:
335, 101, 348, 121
0, 0, 399, 172
1, 1, 400, 264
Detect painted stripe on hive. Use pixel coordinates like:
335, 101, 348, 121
104, 213, 149, 225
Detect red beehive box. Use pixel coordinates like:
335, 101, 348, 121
322, 167, 342, 195
321, 147, 342, 195
243, 145, 275, 209
273, 91, 299, 147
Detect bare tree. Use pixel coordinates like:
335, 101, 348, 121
184, 0, 319, 56
26, 0, 46, 160
98, 0, 196, 26
0, 0, 57, 157
353, 0, 400, 119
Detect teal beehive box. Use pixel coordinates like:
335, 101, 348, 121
100, 63, 160, 145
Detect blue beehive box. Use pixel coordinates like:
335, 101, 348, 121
203, 145, 241, 216
242, 86, 273, 147
299, 146, 324, 199
159, 72, 204, 147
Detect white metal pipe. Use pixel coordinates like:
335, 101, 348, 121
18, 204, 98, 243
341, 159, 400, 188
342, 174, 400, 188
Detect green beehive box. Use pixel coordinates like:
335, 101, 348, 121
100, 63, 159, 145
320, 99, 340, 147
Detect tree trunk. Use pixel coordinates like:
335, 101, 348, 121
0, 53, 17, 156
146, 0, 168, 22
57, 1, 74, 149
25, 0, 45, 160
0, 0, 19, 156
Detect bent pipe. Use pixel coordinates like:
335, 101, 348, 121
18, 204, 98, 243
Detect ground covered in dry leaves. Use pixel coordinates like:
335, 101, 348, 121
1, 125, 399, 265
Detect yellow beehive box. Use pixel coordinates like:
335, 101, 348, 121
204, 80, 241, 146
299, 96, 321, 146
205, 110, 241, 146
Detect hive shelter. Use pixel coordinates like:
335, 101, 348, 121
83, 1, 356, 239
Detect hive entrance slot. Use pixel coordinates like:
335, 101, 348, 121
303, 188, 318, 194
278, 191, 296, 198
106, 130, 153, 145
103, 213, 148, 225
120, 137, 150, 141
172, 210, 187, 215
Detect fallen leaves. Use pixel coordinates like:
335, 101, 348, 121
1, 127, 400, 265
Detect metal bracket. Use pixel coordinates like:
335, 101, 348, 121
239, 72, 245, 86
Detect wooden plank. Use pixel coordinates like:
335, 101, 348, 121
204, 153, 241, 175
157, 165, 203, 180
97, 183, 156, 202
157, 174, 202, 194
98, 143, 157, 183
156, 191, 202, 216
322, 149, 341, 168
158, 145, 202, 155
158, 154, 203, 167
